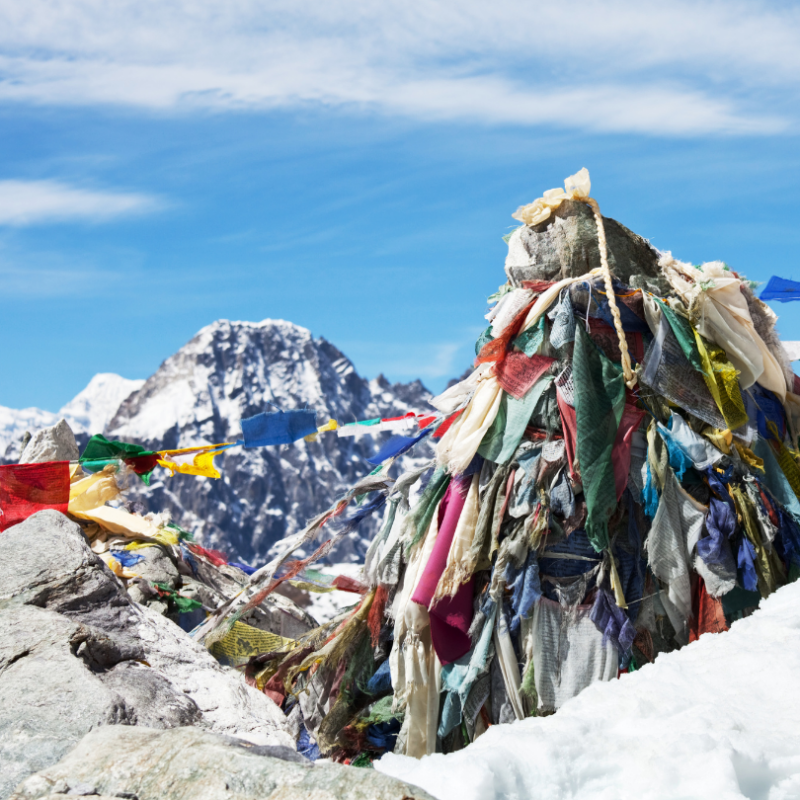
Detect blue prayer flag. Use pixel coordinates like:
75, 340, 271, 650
366, 427, 432, 465
111, 550, 145, 568
240, 409, 317, 448
760, 276, 800, 303
230, 561, 257, 575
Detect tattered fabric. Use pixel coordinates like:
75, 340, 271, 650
0, 461, 70, 532
240, 408, 317, 447
572, 324, 626, 551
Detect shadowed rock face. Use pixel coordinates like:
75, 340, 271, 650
10, 726, 436, 800
505, 200, 663, 286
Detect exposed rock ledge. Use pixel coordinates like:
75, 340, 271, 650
0, 511, 431, 800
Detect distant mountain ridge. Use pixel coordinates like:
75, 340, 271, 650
0, 373, 144, 460
2, 319, 433, 563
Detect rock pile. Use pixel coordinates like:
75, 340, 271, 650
0, 510, 431, 800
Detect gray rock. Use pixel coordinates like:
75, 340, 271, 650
505, 199, 662, 286
0, 606, 129, 800
0, 510, 293, 798
10, 726, 436, 800
98, 661, 202, 728
122, 545, 180, 591
0, 510, 137, 646
19, 419, 80, 464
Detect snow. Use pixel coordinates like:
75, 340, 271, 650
377, 581, 800, 800
303, 562, 366, 623
59, 373, 144, 434
0, 372, 143, 458
0, 404, 58, 457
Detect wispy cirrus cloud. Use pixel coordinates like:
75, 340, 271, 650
0, 180, 160, 225
0, 1, 798, 135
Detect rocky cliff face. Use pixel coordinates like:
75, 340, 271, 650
101, 319, 433, 563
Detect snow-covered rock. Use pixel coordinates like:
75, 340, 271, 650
377, 580, 800, 800
106, 319, 433, 564
59, 373, 145, 435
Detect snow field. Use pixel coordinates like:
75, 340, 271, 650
377, 580, 800, 800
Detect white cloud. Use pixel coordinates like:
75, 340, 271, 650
0, 1, 798, 135
0, 180, 159, 225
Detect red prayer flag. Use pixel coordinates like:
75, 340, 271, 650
689, 576, 729, 642
433, 408, 464, 439
124, 453, 161, 475
331, 574, 369, 594
588, 318, 644, 364
495, 353, 555, 399
475, 302, 534, 365
521, 280, 556, 293
0, 461, 71, 532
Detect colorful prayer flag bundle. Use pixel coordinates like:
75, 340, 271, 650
218, 169, 800, 765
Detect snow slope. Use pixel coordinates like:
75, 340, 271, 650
378, 581, 800, 800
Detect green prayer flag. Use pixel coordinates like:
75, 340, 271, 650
478, 377, 552, 464
475, 327, 494, 356
513, 316, 546, 357
657, 300, 704, 373
573, 325, 626, 552
153, 582, 203, 613
81, 434, 156, 461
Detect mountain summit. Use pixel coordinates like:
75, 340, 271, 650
102, 319, 431, 562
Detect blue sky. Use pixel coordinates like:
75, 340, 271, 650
2, 1, 800, 411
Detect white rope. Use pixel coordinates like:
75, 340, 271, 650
583, 197, 637, 389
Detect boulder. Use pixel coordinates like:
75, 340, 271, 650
126, 544, 181, 589
0, 605, 131, 800
0, 511, 293, 797
10, 726, 436, 800
18, 419, 80, 464
504, 199, 664, 287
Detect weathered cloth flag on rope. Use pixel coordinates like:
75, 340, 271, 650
0, 462, 71, 531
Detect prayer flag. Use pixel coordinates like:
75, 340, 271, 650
240, 409, 317, 447
0, 461, 71, 532
495, 353, 554, 399
81, 434, 156, 461
366, 427, 432, 465
760, 276, 800, 303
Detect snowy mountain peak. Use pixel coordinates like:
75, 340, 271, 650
104, 318, 433, 561
1, 372, 143, 460
59, 373, 145, 437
